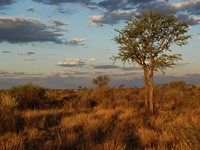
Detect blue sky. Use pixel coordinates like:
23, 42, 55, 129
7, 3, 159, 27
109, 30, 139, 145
0, 0, 200, 89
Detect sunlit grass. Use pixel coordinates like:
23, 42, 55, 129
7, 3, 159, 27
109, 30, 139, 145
0, 83, 199, 150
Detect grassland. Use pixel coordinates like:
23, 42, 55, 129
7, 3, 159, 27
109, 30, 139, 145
0, 82, 200, 150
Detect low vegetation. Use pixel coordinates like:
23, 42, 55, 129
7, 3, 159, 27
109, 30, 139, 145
0, 81, 200, 150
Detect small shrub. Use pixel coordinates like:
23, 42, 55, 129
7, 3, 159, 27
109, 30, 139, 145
168, 81, 187, 89
0, 91, 19, 112
9, 82, 46, 109
92, 75, 110, 88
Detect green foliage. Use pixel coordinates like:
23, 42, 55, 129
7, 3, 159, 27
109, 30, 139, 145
192, 84, 200, 89
92, 75, 110, 88
110, 10, 191, 73
9, 82, 46, 109
168, 81, 187, 89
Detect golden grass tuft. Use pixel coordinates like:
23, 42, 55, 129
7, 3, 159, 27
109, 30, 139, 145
137, 128, 159, 147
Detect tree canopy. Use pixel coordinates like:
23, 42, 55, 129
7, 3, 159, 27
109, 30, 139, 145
111, 10, 191, 73
92, 75, 110, 88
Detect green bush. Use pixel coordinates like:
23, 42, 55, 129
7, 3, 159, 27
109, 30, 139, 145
9, 82, 46, 109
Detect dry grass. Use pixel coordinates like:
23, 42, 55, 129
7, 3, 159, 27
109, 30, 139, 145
0, 84, 200, 150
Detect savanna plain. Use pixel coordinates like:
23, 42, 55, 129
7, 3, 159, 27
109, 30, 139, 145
0, 81, 200, 150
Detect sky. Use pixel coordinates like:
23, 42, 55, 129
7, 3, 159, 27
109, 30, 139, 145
0, 0, 200, 89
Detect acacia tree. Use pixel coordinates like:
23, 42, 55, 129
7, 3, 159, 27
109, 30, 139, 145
111, 10, 191, 112
92, 75, 110, 88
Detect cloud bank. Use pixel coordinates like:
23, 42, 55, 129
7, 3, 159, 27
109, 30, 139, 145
0, 17, 87, 45
0, 17, 63, 44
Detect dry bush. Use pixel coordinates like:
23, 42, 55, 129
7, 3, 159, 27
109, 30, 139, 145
98, 139, 126, 150
0, 132, 24, 150
0, 110, 24, 134
0, 91, 19, 112
23, 108, 66, 129
137, 127, 159, 147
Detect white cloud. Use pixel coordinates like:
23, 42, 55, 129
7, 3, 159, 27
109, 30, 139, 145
165, 73, 189, 77
56, 61, 86, 67
192, 36, 200, 39
88, 15, 103, 25
87, 5, 97, 9
40, 72, 59, 78
0, 70, 24, 77
22, 59, 34, 61
88, 62, 111, 66
175, 62, 193, 67
50, 19, 69, 26
27, 7, 38, 12
136, 0, 200, 23
60, 74, 69, 78
70, 38, 87, 42
88, 62, 120, 69
45, 19, 69, 32
87, 58, 99, 61
88, 10, 135, 26
61, 27, 69, 31
85, 24, 91, 28
66, 58, 80, 61
65, 58, 98, 61
89, 15, 103, 21
25, 52, 35, 55
176, 14, 200, 25
71, 7, 80, 10
104, 48, 113, 50
110, 71, 139, 77
69, 38, 88, 45
170, 0, 200, 15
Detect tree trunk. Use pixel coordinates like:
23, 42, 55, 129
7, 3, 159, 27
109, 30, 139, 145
149, 73, 154, 113
144, 69, 149, 109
